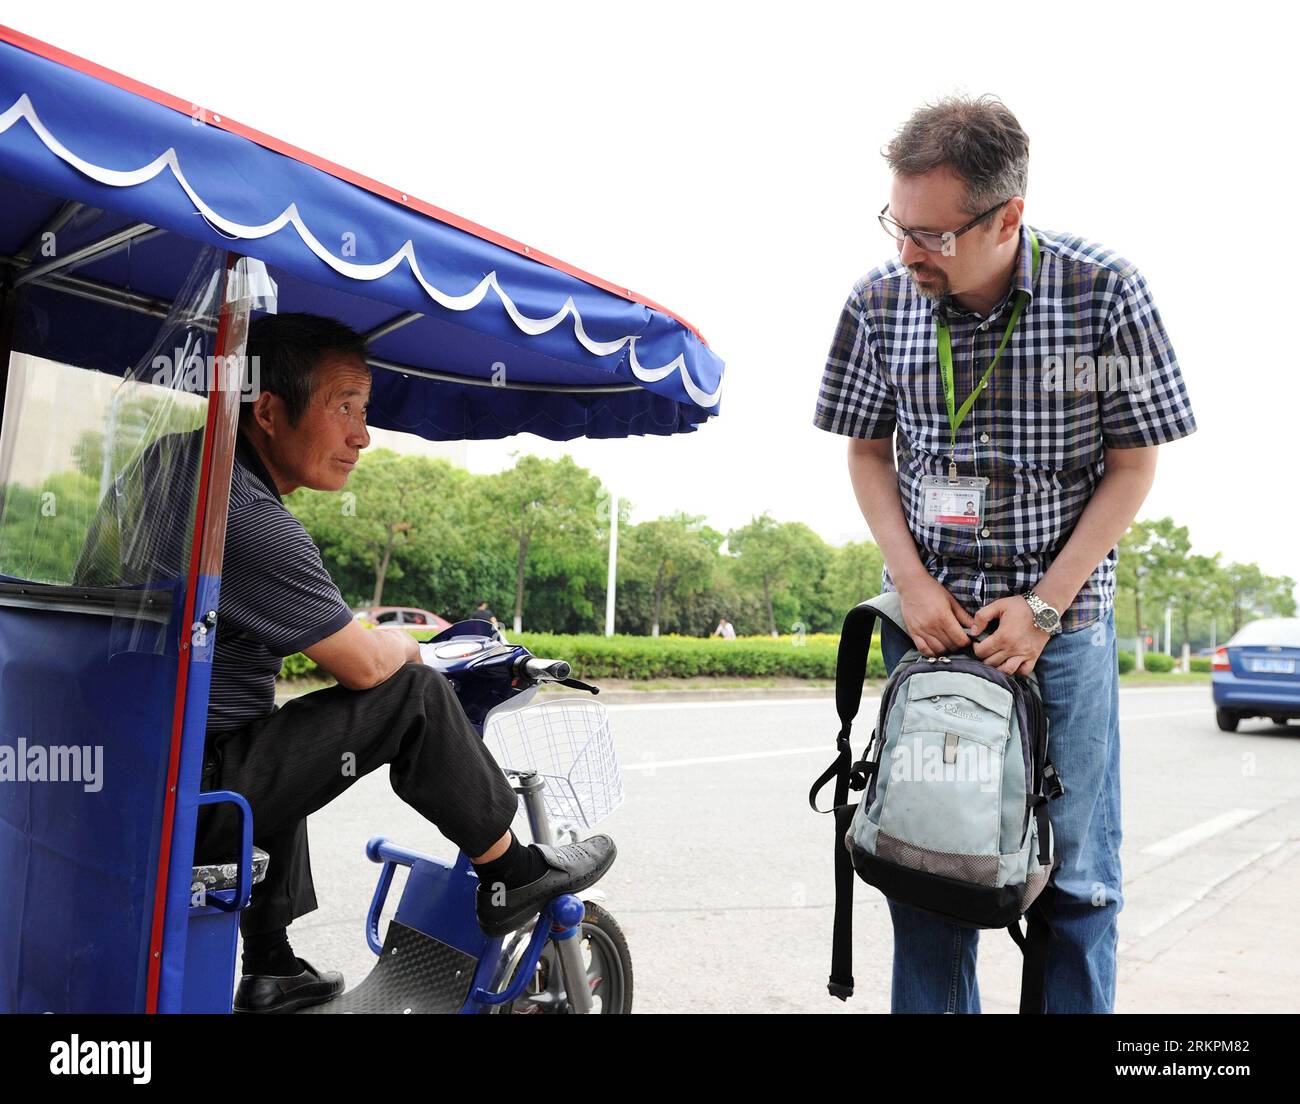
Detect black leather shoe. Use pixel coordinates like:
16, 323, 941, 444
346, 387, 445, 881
233, 958, 344, 1014
476, 835, 617, 937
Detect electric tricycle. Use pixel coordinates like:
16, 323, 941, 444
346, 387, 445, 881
0, 25, 724, 1014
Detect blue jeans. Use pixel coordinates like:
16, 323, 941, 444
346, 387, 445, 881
879, 605, 1123, 1014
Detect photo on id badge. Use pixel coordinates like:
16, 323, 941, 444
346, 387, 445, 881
921, 473, 989, 527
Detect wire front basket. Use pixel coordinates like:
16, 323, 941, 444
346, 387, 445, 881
484, 697, 623, 829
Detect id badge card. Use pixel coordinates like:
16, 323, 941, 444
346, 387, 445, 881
920, 474, 989, 528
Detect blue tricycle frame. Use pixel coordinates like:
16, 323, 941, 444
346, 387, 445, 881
0, 25, 723, 1014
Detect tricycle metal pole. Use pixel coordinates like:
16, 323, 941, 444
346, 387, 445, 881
551, 915, 594, 1015
514, 772, 593, 1013
516, 770, 552, 846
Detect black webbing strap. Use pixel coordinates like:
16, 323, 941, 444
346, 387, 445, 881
1007, 884, 1057, 1013
1008, 789, 1063, 1012
807, 602, 888, 1001
1026, 797, 1052, 866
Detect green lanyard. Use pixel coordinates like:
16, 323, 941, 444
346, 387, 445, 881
935, 229, 1040, 477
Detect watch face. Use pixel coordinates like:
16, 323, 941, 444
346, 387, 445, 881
1036, 608, 1061, 631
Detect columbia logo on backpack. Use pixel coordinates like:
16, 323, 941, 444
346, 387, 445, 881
808, 592, 1066, 1014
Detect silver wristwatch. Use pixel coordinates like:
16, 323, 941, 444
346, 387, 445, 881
1023, 590, 1062, 635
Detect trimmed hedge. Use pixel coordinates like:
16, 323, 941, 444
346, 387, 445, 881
1189, 657, 1211, 673
278, 633, 1209, 681
510, 632, 891, 680
279, 622, 424, 681
277, 631, 889, 681
280, 651, 319, 679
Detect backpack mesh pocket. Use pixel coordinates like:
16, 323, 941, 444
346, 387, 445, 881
875, 829, 1000, 886
1017, 864, 1051, 912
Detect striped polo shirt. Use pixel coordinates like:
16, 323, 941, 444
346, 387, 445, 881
206, 436, 353, 733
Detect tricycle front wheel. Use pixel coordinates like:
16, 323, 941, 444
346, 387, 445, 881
495, 901, 633, 1014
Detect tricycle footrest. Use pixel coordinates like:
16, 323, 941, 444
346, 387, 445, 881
296, 921, 477, 1015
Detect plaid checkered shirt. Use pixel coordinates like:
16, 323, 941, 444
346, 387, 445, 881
813, 223, 1197, 631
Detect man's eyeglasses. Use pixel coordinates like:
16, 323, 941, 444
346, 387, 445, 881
878, 200, 1008, 253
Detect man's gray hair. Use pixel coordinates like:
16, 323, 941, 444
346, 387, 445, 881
884, 95, 1029, 215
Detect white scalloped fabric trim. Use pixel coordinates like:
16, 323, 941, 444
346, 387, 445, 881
0, 92, 722, 408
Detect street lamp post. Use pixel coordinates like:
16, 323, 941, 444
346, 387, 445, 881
605, 492, 618, 637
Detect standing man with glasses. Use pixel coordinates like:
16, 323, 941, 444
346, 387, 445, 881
813, 96, 1196, 1013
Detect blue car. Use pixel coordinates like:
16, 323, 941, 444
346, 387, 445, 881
1212, 618, 1300, 731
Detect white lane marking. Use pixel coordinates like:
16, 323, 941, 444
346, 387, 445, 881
606, 697, 877, 714
623, 746, 832, 771
620, 712, 1213, 772
1141, 808, 1260, 858
609, 702, 1206, 723
605, 685, 1207, 714
1124, 708, 1213, 720
1125, 838, 1286, 944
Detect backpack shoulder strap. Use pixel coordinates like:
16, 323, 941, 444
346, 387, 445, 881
863, 590, 908, 638
808, 593, 909, 1001
808, 594, 909, 814
829, 593, 908, 739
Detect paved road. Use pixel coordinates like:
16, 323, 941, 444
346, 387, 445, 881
281, 685, 1300, 1013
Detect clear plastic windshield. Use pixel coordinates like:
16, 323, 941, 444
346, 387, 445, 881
0, 240, 257, 651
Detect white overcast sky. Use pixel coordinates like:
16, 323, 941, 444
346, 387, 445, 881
15, 1, 1297, 591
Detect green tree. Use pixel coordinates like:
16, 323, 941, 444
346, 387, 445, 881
684, 553, 769, 636
1118, 518, 1190, 668
72, 391, 206, 484
1222, 562, 1298, 633
620, 513, 719, 636
0, 471, 102, 584
824, 540, 886, 622
727, 513, 833, 637
483, 455, 608, 633
288, 449, 464, 607
1162, 552, 1223, 665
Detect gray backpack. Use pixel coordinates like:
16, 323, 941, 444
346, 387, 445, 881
808, 593, 1065, 1013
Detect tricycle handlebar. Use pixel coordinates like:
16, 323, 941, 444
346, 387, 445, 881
521, 656, 571, 681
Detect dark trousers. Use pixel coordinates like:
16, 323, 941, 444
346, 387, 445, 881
195, 662, 520, 937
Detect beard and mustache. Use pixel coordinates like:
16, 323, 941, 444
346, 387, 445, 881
907, 262, 951, 300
